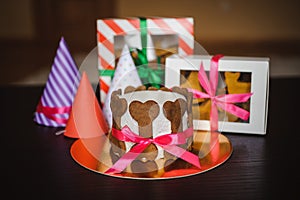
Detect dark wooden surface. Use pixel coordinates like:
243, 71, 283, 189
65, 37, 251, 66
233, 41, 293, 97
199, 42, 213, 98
1, 77, 298, 200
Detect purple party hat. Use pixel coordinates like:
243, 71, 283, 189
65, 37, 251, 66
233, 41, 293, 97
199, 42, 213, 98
34, 37, 80, 127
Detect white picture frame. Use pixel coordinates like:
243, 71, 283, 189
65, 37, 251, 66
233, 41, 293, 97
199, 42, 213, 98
165, 55, 269, 135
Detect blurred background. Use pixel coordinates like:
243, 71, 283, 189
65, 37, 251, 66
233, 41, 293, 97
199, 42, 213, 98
1, 0, 300, 85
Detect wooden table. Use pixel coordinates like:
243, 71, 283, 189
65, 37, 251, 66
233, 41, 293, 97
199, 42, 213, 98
1, 77, 298, 200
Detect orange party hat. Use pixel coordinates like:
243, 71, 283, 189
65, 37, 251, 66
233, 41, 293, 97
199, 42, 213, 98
64, 71, 108, 138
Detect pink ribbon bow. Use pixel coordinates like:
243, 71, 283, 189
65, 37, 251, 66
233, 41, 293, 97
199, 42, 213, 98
105, 126, 201, 174
188, 54, 253, 132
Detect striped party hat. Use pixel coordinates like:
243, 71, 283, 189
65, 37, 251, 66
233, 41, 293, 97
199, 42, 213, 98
34, 36, 80, 127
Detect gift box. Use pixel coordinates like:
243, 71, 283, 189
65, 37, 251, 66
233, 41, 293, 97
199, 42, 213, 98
96, 17, 194, 104
165, 55, 269, 135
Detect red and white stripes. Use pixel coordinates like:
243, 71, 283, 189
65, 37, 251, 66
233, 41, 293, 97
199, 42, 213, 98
97, 18, 140, 104
147, 17, 194, 55
97, 18, 140, 70
34, 37, 80, 127
96, 17, 194, 105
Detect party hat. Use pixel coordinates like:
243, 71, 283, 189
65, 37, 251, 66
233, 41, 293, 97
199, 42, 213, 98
34, 37, 80, 127
102, 44, 142, 128
64, 72, 109, 138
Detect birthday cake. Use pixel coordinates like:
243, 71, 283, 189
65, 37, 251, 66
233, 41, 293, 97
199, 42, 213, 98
97, 85, 200, 178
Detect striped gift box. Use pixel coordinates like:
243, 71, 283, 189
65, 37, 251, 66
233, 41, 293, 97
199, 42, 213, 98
96, 17, 194, 105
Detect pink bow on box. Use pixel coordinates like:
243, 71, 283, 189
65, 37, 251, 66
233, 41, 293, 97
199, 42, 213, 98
188, 54, 253, 132
105, 126, 200, 174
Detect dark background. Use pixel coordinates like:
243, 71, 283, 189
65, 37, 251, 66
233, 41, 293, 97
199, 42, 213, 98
1, 0, 300, 85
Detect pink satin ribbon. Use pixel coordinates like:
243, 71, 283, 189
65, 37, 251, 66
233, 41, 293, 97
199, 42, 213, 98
188, 54, 253, 132
105, 126, 201, 174
36, 100, 71, 124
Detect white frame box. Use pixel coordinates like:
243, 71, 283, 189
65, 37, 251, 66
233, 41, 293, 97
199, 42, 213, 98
165, 55, 269, 135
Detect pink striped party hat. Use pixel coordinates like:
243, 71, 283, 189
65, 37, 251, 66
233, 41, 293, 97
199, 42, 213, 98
34, 36, 80, 127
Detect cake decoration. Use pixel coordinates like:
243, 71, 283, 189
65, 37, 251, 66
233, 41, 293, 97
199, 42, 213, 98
97, 85, 201, 178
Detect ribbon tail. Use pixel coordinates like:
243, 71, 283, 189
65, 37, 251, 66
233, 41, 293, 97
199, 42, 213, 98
188, 89, 211, 99
210, 101, 219, 132
105, 143, 149, 174
198, 62, 211, 95
163, 145, 201, 169
149, 71, 162, 88
209, 55, 222, 95
216, 101, 251, 121
216, 93, 253, 103
210, 131, 220, 162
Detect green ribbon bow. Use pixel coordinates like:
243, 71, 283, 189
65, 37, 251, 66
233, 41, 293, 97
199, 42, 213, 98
131, 18, 164, 88
137, 64, 164, 89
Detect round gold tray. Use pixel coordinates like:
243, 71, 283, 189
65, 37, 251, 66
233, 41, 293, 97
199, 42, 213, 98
70, 130, 233, 180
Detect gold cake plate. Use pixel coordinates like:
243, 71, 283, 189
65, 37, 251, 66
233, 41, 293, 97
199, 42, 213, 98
70, 130, 233, 180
